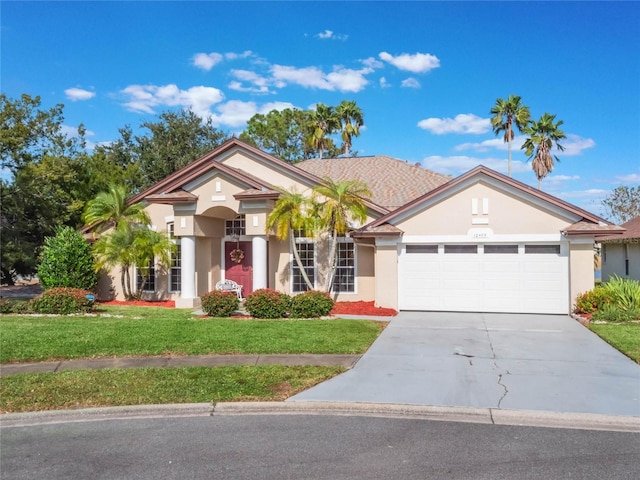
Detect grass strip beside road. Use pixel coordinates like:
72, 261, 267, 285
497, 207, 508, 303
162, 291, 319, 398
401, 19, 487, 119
0, 306, 385, 363
0, 365, 344, 413
589, 322, 640, 363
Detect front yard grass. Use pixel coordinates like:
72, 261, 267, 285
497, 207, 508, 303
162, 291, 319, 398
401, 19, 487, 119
0, 306, 385, 363
589, 322, 640, 363
0, 365, 344, 413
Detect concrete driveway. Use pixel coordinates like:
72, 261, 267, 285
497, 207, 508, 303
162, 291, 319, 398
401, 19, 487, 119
290, 312, 640, 417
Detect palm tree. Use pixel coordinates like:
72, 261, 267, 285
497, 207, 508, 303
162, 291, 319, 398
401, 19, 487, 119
336, 100, 364, 155
307, 104, 340, 159
131, 228, 174, 300
521, 113, 566, 189
266, 188, 317, 291
490, 95, 531, 178
83, 184, 150, 231
312, 178, 371, 291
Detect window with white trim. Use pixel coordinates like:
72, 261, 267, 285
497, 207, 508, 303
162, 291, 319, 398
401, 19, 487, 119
136, 259, 156, 292
292, 239, 315, 293
167, 223, 181, 292
225, 215, 245, 236
332, 238, 355, 293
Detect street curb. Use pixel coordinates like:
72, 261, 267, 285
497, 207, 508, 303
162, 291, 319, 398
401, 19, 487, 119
3, 402, 639, 432
213, 402, 640, 432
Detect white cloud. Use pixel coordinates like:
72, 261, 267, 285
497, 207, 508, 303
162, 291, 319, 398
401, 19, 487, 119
455, 137, 510, 152
418, 114, 491, 135
420, 155, 529, 176
229, 69, 271, 94
615, 173, 640, 183
379, 51, 440, 73
561, 134, 596, 156
557, 188, 609, 199
362, 57, 384, 69
120, 84, 225, 117
379, 77, 390, 88
316, 29, 348, 40
193, 52, 223, 71
224, 50, 253, 60
270, 64, 370, 92
401, 78, 420, 88
65, 87, 95, 101
209, 100, 296, 128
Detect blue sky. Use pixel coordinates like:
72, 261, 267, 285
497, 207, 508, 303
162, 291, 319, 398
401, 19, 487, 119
3, 1, 639, 218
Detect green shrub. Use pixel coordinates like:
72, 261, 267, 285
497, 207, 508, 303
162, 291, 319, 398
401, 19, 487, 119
601, 275, 640, 312
200, 290, 240, 317
37, 226, 98, 291
30, 287, 94, 315
592, 302, 640, 323
575, 287, 612, 314
244, 289, 291, 319
289, 290, 334, 318
0, 299, 33, 314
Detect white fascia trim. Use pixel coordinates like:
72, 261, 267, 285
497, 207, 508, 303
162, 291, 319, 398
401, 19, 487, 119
165, 215, 174, 223
401, 233, 567, 243
375, 237, 401, 247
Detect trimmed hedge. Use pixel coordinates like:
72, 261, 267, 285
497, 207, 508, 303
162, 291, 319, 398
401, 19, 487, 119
30, 287, 94, 315
290, 290, 334, 318
200, 290, 240, 317
244, 289, 291, 319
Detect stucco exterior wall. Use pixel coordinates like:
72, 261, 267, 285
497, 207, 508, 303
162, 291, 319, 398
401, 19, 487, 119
396, 182, 574, 237
602, 243, 640, 281
374, 242, 399, 309
569, 242, 596, 309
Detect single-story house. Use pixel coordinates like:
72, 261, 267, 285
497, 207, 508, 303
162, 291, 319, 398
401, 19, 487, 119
600, 216, 640, 281
97, 138, 624, 314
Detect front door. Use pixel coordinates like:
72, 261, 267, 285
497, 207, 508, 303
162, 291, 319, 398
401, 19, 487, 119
225, 241, 253, 296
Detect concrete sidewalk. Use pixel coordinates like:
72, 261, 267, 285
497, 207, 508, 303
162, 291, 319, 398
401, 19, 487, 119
0, 354, 360, 376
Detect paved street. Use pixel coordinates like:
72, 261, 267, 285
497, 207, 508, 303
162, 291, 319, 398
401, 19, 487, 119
2, 414, 639, 480
291, 312, 640, 416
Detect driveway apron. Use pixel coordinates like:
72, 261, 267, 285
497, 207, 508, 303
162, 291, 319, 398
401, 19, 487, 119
290, 312, 640, 417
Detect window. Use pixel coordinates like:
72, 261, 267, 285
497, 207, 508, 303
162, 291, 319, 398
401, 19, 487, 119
332, 239, 355, 293
292, 240, 315, 293
484, 244, 518, 254
444, 245, 477, 254
406, 244, 438, 254
524, 245, 560, 255
167, 223, 181, 292
225, 215, 245, 236
136, 259, 156, 292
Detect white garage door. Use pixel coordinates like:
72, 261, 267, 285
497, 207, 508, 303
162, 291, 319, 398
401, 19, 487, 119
398, 243, 569, 314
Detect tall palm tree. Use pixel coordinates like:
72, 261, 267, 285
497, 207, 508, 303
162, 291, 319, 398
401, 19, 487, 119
313, 178, 371, 291
307, 104, 340, 159
336, 100, 364, 155
83, 184, 150, 231
521, 113, 566, 189
266, 188, 317, 291
490, 95, 531, 178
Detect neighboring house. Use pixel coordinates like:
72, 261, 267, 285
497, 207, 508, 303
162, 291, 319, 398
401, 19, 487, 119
600, 216, 640, 282
96, 138, 624, 314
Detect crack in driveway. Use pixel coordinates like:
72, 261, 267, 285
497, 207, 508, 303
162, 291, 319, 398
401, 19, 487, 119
482, 315, 509, 409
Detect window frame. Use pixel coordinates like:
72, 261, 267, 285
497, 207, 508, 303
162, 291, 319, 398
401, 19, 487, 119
167, 223, 181, 293
331, 237, 356, 294
136, 258, 156, 293
291, 237, 316, 293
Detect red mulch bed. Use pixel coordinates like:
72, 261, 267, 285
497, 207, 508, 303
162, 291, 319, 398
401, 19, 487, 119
331, 301, 397, 317
99, 300, 176, 308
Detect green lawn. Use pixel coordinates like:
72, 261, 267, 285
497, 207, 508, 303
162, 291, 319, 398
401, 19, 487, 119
0, 365, 344, 413
589, 322, 640, 363
0, 306, 385, 363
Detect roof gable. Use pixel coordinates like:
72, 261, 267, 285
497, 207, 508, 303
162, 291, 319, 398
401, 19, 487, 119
362, 165, 618, 234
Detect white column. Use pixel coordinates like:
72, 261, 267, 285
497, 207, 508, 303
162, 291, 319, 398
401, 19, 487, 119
252, 235, 268, 290
181, 236, 196, 300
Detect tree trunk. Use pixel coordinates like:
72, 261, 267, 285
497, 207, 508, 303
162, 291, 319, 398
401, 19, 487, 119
324, 229, 339, 292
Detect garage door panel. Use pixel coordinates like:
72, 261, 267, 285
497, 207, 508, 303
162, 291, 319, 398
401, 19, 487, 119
399, 245, 568, 314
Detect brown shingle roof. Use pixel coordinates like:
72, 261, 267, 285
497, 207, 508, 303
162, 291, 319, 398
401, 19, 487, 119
599, 216, 639, 242
296, 156, 451, 210
562, 221, 625, 236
